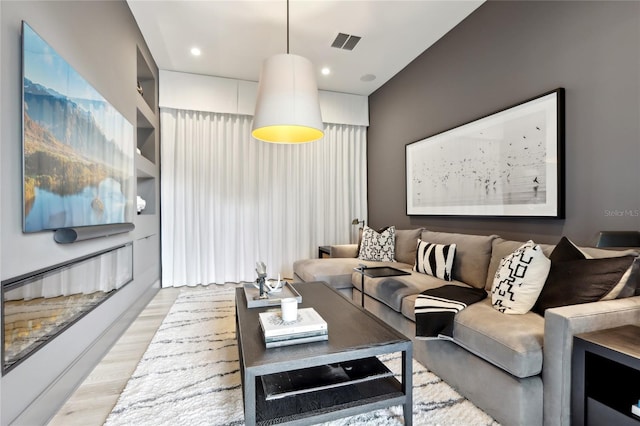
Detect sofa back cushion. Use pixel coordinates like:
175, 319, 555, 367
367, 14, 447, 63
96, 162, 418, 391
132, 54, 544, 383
394, 228, 424, 265
420, 231, 497, 289
485, 238, 554, 291
581, 246, 639, 259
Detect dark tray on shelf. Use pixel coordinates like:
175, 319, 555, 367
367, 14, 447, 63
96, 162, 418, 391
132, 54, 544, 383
261, 356, 393, 400
243, 282, 302, 308
255, 375, 403, 424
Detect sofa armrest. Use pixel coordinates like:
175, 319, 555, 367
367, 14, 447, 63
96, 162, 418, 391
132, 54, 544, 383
543, 296, 640, 425
330, 244, 358, 258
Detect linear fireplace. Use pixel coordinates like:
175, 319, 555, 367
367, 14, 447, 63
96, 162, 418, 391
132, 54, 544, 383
2, 243, 133, 374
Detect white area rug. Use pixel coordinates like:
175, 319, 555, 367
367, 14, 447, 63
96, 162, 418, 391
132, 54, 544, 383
105, 286, 499, 425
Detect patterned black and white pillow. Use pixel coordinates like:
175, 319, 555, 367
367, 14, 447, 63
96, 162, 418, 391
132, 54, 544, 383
491, 240, 551, 314
357, 226, 396, 262
414, 240, 456, 281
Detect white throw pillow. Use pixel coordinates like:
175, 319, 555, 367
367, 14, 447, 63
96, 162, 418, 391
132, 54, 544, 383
491, 240, 551, 314
358, 226, 395, 262
414, 240, 456, 281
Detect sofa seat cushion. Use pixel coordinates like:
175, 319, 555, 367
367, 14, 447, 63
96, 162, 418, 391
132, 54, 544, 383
293, 258, 402, 290
403, 297, 544, 378
354, 269, 467, 312
455, 299, 544, 378
293, 258, 361, 289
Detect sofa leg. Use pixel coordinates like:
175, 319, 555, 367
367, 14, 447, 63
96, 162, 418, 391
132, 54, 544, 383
336, 287, 354, 300
353, 288, 363, 307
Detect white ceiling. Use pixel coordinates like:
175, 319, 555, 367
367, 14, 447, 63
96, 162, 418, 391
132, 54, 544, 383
127, 0, 484, 96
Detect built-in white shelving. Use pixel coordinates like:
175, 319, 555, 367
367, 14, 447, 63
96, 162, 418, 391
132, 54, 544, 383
134, 46, 160, 280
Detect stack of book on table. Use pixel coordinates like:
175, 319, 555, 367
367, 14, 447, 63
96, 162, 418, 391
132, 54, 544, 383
258, 307, 328, 348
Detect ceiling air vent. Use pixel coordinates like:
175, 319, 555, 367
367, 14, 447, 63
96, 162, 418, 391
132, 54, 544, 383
331, 33, 361, 51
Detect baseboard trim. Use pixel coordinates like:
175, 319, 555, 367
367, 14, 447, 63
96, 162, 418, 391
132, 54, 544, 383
10, 280, 160, 426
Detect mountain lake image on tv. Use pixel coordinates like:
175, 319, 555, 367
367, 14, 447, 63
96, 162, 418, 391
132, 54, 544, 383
22, 22, 134, 233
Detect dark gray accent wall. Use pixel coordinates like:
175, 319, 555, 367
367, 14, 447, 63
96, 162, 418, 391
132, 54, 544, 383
0, 1, 159, 423
368, 1, 640, 246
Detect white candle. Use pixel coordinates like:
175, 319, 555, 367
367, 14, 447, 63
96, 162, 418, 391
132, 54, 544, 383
281, 298, 298, 322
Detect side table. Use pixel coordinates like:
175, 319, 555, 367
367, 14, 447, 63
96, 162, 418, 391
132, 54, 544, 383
318, 246, 331, 258
354, 266, 411, 308
572, 324, 640, 425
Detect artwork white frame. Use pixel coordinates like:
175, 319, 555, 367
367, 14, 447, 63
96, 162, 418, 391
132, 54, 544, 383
406, 89, 565, 218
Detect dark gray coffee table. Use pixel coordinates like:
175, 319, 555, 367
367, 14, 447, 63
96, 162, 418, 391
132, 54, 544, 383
235, 281, 413, 425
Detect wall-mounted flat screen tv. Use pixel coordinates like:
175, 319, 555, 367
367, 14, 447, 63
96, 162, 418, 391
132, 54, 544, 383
22, 21, 134, 233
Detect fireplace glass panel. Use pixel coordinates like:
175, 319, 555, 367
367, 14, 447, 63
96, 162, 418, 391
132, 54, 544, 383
2, 243, 133, 373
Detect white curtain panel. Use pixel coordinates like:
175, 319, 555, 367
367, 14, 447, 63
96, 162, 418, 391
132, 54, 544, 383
160, 108, 368, 287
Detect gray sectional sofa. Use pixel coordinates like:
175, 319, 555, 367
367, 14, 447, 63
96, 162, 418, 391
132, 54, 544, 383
292, 229, 640, 425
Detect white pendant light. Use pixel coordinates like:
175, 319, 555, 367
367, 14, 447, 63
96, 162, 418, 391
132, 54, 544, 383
252, 0, 323, 144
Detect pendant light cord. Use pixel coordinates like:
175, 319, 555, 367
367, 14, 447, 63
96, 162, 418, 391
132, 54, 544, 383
286, 0, 290, 54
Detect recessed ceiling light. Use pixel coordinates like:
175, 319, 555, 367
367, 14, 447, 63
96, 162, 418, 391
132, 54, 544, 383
360, 74, 376, 82
190, 47, 201, 56
321, 67, 331, 76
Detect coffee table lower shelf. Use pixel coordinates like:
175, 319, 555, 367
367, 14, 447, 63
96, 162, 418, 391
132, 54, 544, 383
255, 374, 405, 425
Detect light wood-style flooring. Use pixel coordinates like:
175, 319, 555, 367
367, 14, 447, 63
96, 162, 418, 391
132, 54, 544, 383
48, 287, 181, 426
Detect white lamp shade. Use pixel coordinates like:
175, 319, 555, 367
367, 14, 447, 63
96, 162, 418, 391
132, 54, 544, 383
252, 53, 324, 143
